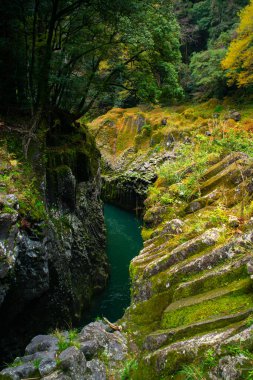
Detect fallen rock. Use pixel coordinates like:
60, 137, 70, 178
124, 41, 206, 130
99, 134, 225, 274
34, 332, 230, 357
86, 359, 106, 380
59, 346, 86, 379
0, 362, 37, 380
25, 335, 58, 355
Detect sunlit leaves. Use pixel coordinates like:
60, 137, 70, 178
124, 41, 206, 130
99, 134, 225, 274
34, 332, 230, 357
222, 0, 253, 87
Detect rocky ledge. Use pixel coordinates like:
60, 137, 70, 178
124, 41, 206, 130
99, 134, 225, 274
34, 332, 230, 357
0, 321, 127, 380
0, 120, 108, 363
89, 105, 253, 379
125, 152, 253, 379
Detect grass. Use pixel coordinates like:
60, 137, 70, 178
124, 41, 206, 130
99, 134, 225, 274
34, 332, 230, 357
119, 359, 138, 380
8, 359, 24, 368
53, 329, 80, 353
178, 364, 206, 380
88, 99, 253, 377
0, 145, 46, 221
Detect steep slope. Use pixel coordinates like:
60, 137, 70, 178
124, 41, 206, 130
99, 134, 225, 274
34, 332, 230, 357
89, 100, 253, 379
0, 121, 108, 363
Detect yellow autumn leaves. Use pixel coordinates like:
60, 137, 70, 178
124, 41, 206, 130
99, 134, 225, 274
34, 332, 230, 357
222, 0, 253, 87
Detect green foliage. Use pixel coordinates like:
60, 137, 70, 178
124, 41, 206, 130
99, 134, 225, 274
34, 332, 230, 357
209, 207, 229, 226
247, 370, 253, 380
190, 49, 227, 99
120, 359, 138, 380
214, 129, 253, 157
214, 105, 224, 113
203, 349, 218, 368
173, 0, 247, 97
33, 358, 41, 370
0, 0, 182, 116
8, 359, 24, 368
178, 363, 205, 380
246, 316, 253, 327
226, 344, 253, 359
141, 124, 152, 137
54, 329, 80, 353
160, 194, 175, 205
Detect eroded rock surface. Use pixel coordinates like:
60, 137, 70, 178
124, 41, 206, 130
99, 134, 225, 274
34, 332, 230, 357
0, 123, 108, 363
0, 321, 127, 380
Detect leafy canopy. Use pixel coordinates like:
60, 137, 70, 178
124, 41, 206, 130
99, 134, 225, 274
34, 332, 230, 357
0, 0, 182, 117
222, 0, 253, 87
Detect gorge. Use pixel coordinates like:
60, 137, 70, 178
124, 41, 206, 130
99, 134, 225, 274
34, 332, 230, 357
1, 0, 253, 378
2, 101, 253, 380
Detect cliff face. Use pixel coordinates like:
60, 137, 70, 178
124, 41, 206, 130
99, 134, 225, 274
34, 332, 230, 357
127, 152, 253, 379
0, 120, 108, 363
2, 100, 253, 380
88, 101, 253, 379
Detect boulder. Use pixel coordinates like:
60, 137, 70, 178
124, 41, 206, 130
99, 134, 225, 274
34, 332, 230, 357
0, 363, 37, 380
59, 346, 86, 380
86, 359, 106, 380
25, 335, 58, 355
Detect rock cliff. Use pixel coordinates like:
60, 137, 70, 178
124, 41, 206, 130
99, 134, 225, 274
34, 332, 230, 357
0, 120, 108, 363
88, 102, 253, 379
2, 100, 253, 379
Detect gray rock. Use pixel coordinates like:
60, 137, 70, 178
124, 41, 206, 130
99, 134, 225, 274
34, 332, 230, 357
59, 346, 86, 379
56, 166, 76, 211
162, 219, 184, 235
25, 335, 58, 355
39, 358, 58, 377
166, 134, 175, 147
15, 350, 56, 364
5, 195, 19, 209
42, 370, 71, 380
82, 321, 116, 339
210, 355, 247, 380
0, 125, 109, 365
0, 363, 36, 380
0, 213, 18, 240
135, 115, 146, 133
108, 337, 128, 361
228, 111, 241, 122
228, 215, 240, 228
80, 339, 100, 358
188, 201, 202, 213
86, 359, 106, 380
0, 262, 9, 279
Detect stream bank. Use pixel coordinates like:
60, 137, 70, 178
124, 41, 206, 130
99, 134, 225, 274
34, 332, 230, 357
0, 119, 109, 365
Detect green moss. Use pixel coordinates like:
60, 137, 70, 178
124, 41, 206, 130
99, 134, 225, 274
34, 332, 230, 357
162, 282, 253, 329
173, 261, 249, 301
141, 228, 154, 241
124, 292, 171, 347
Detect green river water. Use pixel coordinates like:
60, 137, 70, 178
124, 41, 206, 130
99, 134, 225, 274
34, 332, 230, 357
85, 203, 143, 323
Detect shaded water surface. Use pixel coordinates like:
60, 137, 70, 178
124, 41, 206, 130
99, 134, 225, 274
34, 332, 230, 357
84, 203, 143, 322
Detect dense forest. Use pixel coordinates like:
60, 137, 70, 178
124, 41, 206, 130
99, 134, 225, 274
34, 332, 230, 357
1, 1, 253, 379
0, 0, 252, 121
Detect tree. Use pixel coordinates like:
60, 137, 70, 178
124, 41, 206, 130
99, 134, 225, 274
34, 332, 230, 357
190, 48, 227, 99
0, 0, 182, 120
222, 0, 253, 87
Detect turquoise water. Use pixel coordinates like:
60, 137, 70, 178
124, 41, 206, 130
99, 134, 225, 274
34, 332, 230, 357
85, 203, 143, 323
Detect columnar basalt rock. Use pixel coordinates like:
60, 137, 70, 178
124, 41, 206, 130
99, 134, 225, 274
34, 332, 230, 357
0, 122, 109, 363
124, 153, 253, 379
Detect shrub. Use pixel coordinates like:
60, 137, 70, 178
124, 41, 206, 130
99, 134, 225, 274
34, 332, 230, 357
120, 359, 138, 380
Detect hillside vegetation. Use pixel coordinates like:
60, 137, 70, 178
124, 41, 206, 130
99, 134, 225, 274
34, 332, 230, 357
90, 99, 253, 379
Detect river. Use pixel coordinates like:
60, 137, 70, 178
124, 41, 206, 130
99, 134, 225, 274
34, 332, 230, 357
84, 203, 143, 323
